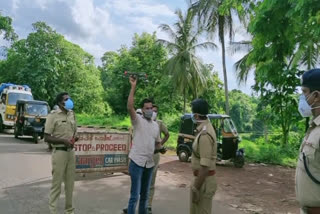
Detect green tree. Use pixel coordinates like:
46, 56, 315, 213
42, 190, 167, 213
228, 89, 256, 133
191, 0, 248, 114
200, 64, 225, 113
0, 12, 17, 41
227, 0, 320, 144
0, 22, 105, 114
244, 1, 307, 144
158, 9, 217, 112
100, 33, 177, 114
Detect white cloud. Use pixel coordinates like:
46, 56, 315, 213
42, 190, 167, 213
71, 0, 116, 40
107, 0, 174, 17
130, 17, 158, 32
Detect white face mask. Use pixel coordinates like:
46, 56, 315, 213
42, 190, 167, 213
143, 109, 153, 119
298, 91, 320, 117
298, 94, 312, 117
152, 112, 157, 121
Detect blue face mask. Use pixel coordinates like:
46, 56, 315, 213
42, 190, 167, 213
64, 98, 74, 111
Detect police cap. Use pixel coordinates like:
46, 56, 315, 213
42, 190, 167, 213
191, 98, 209, 115
301, 69, 320, 89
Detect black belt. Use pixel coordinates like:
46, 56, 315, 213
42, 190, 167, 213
55, 147, 71, 152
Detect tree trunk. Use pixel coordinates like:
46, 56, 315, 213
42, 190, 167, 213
283, 128, 289, 145
183, 88, 186, 113
264, 122, 268, 143
221, 35, 230, 115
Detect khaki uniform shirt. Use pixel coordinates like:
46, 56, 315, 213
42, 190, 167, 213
296, 115, 320, 208
157, 120, 169, 139
191, 119, 217, 171
44, 108, 77, 148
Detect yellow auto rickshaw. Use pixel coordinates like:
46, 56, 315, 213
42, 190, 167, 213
14, 100, 50, 143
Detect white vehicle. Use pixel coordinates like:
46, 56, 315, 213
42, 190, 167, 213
0, 83, 33, 131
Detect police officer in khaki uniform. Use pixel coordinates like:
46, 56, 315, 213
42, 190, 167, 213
190, 99, 217, 214
148, 104, 170, 213
296, 69, 320, 214
45, 92, 78, 214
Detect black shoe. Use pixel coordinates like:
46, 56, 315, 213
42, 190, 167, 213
148, 207, 152, 214
122, 208, 127, 214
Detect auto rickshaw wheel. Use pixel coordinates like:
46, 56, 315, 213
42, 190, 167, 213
178, 149, 189, 162
33, 133, 39, 144
234, 155, 245, 168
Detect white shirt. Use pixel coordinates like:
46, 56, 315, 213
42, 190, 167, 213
129, 114, 160, 168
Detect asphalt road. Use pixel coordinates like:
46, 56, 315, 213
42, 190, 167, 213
0, 132, 243, 214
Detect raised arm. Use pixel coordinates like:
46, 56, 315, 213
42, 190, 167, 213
127, 76, 137, 121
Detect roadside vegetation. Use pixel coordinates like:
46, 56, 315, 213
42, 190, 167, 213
1, 0, 319, 167
77, 114, 302, 167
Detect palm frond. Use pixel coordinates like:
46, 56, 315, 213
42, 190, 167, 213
156, 39, 179, 51
158, 24, 178, 41
192, 42, 218, 51
229, 41, 252, 55
234, 51, 253, 84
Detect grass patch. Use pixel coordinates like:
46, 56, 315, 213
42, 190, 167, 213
166, 131, 178, 150
241, 139, 298, 167
77, 114, 131, 129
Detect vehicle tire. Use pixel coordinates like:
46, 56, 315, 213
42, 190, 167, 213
14, 126, 19, 139
33, 133, 39, 144
234, 155, 245, 168
0, 117, 3, 133
178, 149, 189, 162
217, 151, 223, 161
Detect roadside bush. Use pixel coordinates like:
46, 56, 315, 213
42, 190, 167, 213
161, 113, 181, 132
241, 138, 298, 167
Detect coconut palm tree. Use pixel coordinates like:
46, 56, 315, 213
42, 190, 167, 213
191, 0, 246, 114
230, 39, 320, 84
158, 9, 217, 112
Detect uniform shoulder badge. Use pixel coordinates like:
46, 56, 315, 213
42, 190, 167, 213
200, 125, 208, 135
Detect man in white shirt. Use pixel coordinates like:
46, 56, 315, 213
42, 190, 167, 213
125, 76, 160, 214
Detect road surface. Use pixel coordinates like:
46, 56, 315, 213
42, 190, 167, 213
0, 133, 242, 214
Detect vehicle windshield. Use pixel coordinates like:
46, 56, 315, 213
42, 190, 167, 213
223, 118, 238, 134
8, 93, 33, 105
25, 104, 48, 116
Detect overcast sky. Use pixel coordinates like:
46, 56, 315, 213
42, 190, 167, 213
0, 0, 254, 94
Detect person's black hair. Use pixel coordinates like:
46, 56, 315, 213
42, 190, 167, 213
191, 98, 209, 117
302, 69, 320, 91
140, 98, 153, 108
55, 92, 69, 105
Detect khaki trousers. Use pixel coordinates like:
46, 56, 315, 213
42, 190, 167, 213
148, 153, 160, 207
49, 149, 75, 214
190, 176, 217, 214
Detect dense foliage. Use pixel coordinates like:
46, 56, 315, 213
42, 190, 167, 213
0, 22, 105, 114
0, 0, 317, 148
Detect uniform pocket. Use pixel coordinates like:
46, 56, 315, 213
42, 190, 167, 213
303, 144, 317, 160
202, 177, 217, 199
